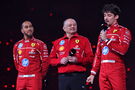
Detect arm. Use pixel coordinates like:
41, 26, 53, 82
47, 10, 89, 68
39, 42, 49, 77
86, 37, 102, 84
91, 37, 102, 75
13, 44, 19, 70
106, 29, 131, 55
49, 42, 62, 66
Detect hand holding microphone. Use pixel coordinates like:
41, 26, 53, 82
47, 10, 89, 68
60, 48, 77, 64
100, 24, 108, 42
100, 30, 107, 41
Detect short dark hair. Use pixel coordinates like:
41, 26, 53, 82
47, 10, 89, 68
102, 4, 121, 15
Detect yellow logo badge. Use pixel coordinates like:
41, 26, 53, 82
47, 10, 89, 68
75, 39, 80, 43
31, 43, 36, 47
18, 50, 22, 55
59, 46, 64, 51
113, 29, 118, 33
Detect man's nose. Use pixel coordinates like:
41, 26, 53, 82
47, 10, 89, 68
104, 16, 108, 20
28, 27, 32, 29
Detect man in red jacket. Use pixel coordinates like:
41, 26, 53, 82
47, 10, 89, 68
49, 18, 94, 90
13, 21, 49, 90
86, 4, 132, 90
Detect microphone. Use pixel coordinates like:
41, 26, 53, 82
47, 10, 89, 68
69, 48, 76, 56
100, 24, 108, 42
100, 23, 108, 31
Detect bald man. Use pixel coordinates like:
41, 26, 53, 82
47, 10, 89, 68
13, 21, 49, 90
49, 18, 94, 90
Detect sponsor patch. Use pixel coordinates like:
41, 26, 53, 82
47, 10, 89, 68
29, 50, 36, 54
73, 45, 80, 50
18, 50, 22, 55
31, 43, 36, 47
75, 39, 80, 43
102, 46, 109, 55
59, 46, 64, 51
59, 40, 65, 45
22, 58, 29, 67
113, 29, 118, 33
125, 30, 130, 35
18, 43, 23, 48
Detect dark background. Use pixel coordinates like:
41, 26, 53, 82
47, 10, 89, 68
0, 0, 135, 90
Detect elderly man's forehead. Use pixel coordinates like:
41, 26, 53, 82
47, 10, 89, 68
22, 21, 32, 26
65, 19, 76, 23
64, 19, 77, 26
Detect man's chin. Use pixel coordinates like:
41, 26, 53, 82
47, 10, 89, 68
26, 34, 33, 38
70, 32, 76, 35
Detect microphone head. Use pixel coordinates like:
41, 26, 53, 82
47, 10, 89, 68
69, 48, 76, 56
101, 24, 108, 30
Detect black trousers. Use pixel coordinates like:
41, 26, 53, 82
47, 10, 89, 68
58, 72, 87, 90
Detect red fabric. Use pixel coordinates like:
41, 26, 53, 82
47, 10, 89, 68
13, 37, 49, 89
49, 33, 94, 73
91, 24, 131, 90
99, 63, 126, 90
16, 73, 42, 90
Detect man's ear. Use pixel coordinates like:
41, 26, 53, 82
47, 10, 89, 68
115, 15, 119, 20
63, 26, 66, 32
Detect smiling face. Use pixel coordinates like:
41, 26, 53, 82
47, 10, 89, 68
63, 19, 77, 35
104, 12, 119, 26
21, 21, 34, 38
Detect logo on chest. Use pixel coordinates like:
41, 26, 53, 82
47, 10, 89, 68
31, 43, 36, 47
59, 40, 65, 45
75, 39, 80, 44
18, 43, 23, 48
29, 49, 36, 54
102, 46, 109, 55
59, 46, 65, 51
113, 29, 118, 33
22, 58, 29, 67
18, 50, 22, 55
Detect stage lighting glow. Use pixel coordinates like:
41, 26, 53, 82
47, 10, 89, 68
92, 45, 96, 48
49, 13, 53, 16
6, 42, 9, 45
10, 39, 13, 42
11, 84, 15, 88
89, 86, 93, 89
127, 68, 131, 72
4, 85, 8, 88
7, 67, 11, 71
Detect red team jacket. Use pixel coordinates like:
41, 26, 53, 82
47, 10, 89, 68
91, 24, 132, 75
13, 37, 49, 76
50, 33, 94, 73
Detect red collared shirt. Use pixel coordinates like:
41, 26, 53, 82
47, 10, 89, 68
50, 33, 94, 73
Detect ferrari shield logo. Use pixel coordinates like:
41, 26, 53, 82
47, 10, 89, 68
31, 43, 36, 47
113, 29, 118, 33
75, 39, 80, 43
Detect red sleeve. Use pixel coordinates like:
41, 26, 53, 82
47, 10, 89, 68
91, 37, 101, 75
49, 41, 61, 66
13, 43, 19, 70
107, 29, 131, 55
39, 42, 49, 77
77, 38, 94, 65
